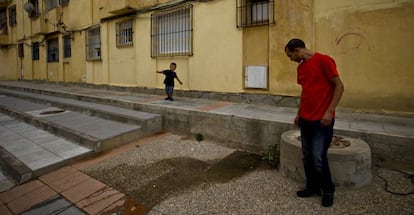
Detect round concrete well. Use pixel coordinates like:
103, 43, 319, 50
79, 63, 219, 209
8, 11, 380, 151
280, 130, 372, 188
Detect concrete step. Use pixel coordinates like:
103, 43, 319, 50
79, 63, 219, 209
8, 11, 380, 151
0, 95, 147, 152
0, 88, 162, 136
0, 113, 92, 184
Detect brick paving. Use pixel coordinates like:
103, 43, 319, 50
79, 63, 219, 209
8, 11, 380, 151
0, 135, 159, 215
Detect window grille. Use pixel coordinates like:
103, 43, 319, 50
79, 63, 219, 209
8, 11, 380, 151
28, 0, 40, 18
47, 0, 58, 10
151, 4, 193, 57
8, 5, 16, 26
237, 0, 274, 27
32, 42, 39, 60
86, 27, 101, 60
116, 20, 133, 47
47, 38, 59, 62
63, 34, 71, 58
0, 9, 6, 35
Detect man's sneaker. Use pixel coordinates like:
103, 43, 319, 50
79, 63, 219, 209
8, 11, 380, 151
296, 188, 321, 198
169, 98, 174, 101
322, 193, 334, 207
165, 97, 170, 100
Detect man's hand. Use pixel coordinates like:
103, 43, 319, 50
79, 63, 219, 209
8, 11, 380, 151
321, 110, 334, 127
293, 115, 299, 127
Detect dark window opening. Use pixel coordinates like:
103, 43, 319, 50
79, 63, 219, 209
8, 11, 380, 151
8, 6, 17, 27
18, 43, 24, 58
47, 38, 59, 62
32, 42, 39, 60
63, 34, 71, 58
28, 0, 40, 18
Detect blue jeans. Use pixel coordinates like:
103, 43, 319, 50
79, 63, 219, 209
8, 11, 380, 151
299, 118, 335, 194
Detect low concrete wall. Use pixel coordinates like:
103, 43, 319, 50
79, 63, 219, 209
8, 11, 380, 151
134, 104, 295, 154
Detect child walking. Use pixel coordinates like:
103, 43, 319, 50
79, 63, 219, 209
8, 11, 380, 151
156, 62, 183, 101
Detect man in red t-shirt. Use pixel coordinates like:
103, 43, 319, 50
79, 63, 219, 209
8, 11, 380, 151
285, 39, 344, 207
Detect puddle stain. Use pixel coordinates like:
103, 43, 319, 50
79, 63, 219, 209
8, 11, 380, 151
85, 151, 265, 214
101, 197, 149, 215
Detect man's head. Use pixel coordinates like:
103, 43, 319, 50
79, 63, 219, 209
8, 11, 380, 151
285, 39, 306, 63
170, 62, 177, 71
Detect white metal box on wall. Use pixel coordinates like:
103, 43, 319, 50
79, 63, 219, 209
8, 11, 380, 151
244, 66, 268, 89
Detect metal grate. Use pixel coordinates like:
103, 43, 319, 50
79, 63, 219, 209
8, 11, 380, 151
86, 27, 101, 60
116, 20, 133, 47
151, 4, 193, 57
237, 0, 274, 28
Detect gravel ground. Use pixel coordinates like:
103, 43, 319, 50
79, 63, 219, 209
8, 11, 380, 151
83, 134, 414, 215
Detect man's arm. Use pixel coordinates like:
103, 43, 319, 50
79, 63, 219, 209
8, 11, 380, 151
321, 76, 344, 126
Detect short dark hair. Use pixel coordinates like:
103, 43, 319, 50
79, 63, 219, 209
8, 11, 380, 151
170, 62, 177, 66
285, 39, 306, 52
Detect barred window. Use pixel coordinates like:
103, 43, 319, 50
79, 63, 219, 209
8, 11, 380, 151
32, 42, 39, 60
151, 4, 193, 57
63, 34, 71, 58
47, 38, 59, 62
8, 5, 17, 27
0, 9, 7, 35
116, 20, 133, 47
237, 0, 274, 27
86, 27, 101, 60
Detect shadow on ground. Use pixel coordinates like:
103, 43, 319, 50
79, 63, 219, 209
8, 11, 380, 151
84, 150, 268, 213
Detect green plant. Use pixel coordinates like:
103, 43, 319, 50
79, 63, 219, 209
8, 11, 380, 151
195, 133, 204, 143
262, 144, 280, 168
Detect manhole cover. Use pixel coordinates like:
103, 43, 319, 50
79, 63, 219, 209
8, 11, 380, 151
296, 135, 351, 148
39, 109, 66, 115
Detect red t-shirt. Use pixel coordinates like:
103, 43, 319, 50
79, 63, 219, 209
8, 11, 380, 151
297, 53, 339, 121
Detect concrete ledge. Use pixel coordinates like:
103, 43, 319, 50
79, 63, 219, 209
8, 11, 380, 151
0, 88, 162, 136
0, 147, 32, 184
280, 130, 372, 188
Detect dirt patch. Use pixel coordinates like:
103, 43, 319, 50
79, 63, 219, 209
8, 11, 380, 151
84, 150, 266, 211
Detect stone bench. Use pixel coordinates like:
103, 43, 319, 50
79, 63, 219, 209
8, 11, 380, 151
280, 130, 372, 188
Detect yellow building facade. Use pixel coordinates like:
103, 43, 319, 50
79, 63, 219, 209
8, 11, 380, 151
0, 0, 413, 114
